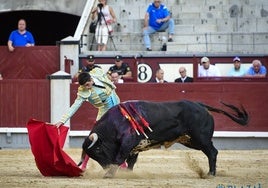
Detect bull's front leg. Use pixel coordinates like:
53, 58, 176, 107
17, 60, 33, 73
103, 164, 119, 178
103, 135, 138, 178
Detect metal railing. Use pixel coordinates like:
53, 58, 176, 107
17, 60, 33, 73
80, 32, 268, 54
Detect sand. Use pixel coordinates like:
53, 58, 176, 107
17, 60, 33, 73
0, 148, 267, 188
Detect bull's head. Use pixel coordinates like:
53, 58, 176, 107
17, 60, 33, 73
82, 133, 114, 169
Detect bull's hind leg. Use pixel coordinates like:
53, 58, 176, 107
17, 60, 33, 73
201, 143, 218, 176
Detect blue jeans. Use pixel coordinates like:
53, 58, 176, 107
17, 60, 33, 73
143, 18, 175, 49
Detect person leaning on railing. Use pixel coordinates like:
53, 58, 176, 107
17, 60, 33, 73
245, 59, 267, 77
7, 19, 35, 52
198, 56, 221, 77
227, 56, 247, 77
110, 71, 124, 84
174, 67, 193, 83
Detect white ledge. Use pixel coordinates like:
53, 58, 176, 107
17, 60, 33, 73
0, 128, 267, 138
213, 131, 268, 138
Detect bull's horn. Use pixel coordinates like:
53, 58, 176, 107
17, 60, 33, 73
87, 133, 98, 149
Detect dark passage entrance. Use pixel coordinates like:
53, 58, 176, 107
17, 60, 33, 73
0, 10, 80, 45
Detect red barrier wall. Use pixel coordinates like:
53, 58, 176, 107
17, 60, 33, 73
0, 46, 59, 79
0, 46, 267, 133
0, 46, 59, 127
0, 79, 50, 127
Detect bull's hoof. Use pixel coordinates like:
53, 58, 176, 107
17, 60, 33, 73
119, 161, 128, 169
103, 165, 118, 178
207, 171, 216, 176
77, 161, 82, 167
80, 165, 87, 172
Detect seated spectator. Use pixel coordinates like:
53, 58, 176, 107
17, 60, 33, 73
174, 67, 193, 83
143, 0, 175, 51
151, 68, 167, 83
110, 71, 124, 84
245, 59, 267, 77
107, 55, 132, 80
0, 73, 3, 80
198, 57, 221, 77
227, 56, 246, 77
7, 19, 35, 52
73, 55, 101, 81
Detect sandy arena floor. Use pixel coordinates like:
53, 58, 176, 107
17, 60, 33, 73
0, 148, 267, 188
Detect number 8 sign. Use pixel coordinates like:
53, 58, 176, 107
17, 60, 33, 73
137, 63, 153, 83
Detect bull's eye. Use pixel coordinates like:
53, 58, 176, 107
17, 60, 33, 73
95, 147, 101, 154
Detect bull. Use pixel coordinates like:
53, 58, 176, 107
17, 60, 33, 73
81, 100, 248, 178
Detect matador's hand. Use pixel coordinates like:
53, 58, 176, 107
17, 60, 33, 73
55, 122, 63, 128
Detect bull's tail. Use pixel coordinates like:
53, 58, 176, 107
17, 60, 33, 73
198, 101, 249, 126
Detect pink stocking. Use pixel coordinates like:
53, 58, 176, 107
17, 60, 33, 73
81, 155, 90, 171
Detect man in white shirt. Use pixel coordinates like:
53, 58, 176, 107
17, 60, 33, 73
111, 71, 124, 83
198, 56, 221, 77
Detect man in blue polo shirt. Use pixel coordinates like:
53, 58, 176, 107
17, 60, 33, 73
7, 19, 35, 52
245, 59, 267, 77
143, 0, 175, 51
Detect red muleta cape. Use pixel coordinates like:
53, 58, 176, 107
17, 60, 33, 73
27, 119, 83, 177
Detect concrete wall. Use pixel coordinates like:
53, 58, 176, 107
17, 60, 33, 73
0, 0, 87, 16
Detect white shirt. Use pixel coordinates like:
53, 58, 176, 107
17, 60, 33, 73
198, 65, 221, 77
115, 78, 124, 84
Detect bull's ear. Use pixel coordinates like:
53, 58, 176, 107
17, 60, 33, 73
88, 133, 98, 149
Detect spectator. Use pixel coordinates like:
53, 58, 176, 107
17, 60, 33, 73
0, 73, 3, 80
245, 59, 267, 77
174, 67, 193, 83
152, 68, 167, 83
107, 55, 132, 80
7, 19, 35, 52
198, 57, 221, 77
143, 0, 175, 51
73, 55, 101, 81
91, 0, 116, 51
227, 57, 246, 77
111, 71, 124, 84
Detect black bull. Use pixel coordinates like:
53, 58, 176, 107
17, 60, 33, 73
82, 100, 248, 178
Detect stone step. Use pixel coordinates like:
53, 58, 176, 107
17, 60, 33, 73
82, 0, 268, 54
174, 24, 217, 33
